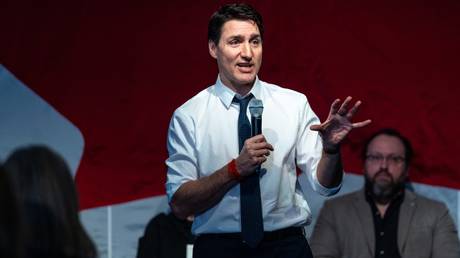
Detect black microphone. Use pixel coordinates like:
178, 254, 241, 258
248, 98, 263, 137
249, 98, 264, 174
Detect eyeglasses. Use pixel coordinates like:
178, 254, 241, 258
365, 154, 406, 166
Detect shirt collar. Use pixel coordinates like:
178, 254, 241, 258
215, 75, 263, 109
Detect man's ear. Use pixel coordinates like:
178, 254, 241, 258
208, 40, 218, 59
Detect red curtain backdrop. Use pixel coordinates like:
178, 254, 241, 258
1, 0, 459, 209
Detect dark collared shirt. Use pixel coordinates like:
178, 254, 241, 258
365, 190, 404, 258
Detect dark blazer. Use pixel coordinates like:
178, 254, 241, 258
310, 189, 460, 258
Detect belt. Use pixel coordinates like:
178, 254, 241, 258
198, 226, 304, 242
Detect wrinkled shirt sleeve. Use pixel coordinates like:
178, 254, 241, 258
165, 109, 198, 203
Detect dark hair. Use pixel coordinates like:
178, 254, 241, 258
3, 145, 97, 258
0, 165, 23, 258
362, 128, 414, 166
208, 3, 264, 45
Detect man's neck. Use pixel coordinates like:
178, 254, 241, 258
375, 202, 390, 218
234, 85, 252, 97
219, 76, 255, 96
372, 189, 405, 218
364, 180, 405, 218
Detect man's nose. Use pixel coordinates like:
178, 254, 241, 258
241, 42, 253, 59
379, 157, 389, 169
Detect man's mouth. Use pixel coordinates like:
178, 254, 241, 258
237, 63, 253, 68
373, 170, 393, 182
237, 63, 254, 73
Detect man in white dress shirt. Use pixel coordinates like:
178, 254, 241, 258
165, 3, 371, 258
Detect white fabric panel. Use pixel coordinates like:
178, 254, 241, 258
0, 64, 83, 176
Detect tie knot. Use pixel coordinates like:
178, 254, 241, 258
233, 94, 253, 111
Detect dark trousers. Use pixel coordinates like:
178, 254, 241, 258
193, 227, 313, 258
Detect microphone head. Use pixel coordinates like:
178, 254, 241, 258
249, 98, 263, 118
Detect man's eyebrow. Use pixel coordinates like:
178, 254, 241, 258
250, 34, 262, 40
226, 34, 261, 40
228, 35, 244, 40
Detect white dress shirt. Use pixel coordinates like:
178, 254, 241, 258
166, 76, 341, 235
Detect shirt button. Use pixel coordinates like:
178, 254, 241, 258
380, 231, 384, 236
379, 250, 385, 255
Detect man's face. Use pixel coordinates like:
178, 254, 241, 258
209, 19, 262, 92
364, 134, 408, 200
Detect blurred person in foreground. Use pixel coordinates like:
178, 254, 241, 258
310, 128, 460, 258
3, 145, 97, 258
0, 165, 23, 258
137, 212, 195, 258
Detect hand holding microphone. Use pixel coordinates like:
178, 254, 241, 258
235, 98, 273, 177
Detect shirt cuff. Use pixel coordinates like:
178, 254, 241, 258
311, 169, 343, 196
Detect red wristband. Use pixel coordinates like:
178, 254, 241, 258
228, 159, 241, 181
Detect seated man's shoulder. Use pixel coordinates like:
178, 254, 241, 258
323, 190, 361, 209
411, 191, 449, 213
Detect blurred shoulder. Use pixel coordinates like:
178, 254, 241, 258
322, 190, 363, 209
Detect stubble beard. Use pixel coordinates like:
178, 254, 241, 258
365, 170, 405, 205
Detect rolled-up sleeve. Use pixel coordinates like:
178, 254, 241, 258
296, 95, 342, 196
310, 166, 342, 196
165, 109, 198, 203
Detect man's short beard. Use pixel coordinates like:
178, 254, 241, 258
365, 170, 405, 205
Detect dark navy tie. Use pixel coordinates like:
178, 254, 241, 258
234, 94, 264, 248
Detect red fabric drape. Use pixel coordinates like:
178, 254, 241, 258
1, 0, 459, 209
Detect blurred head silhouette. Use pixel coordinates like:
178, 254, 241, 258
3, 145, 97, 258
0, 165, 23, 258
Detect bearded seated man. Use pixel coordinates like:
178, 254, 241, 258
310, 128, 460, 258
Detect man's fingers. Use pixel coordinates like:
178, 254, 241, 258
329, 98, 341, 116
310, 120, 331, 132
346, 100, 362, 119
337, 96, 352, 115
245, 136, 273, 151
251, 134, 266, 142
266, 143, 274, 151
251, 141, 273, 151
244, 135, 265, 146
254, 156, 267, 165
247, 147, 271, 156
252, 148, 271, 157
310, 124, 321, 131
259, 156, 267, 164
352, 119, 372, 128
